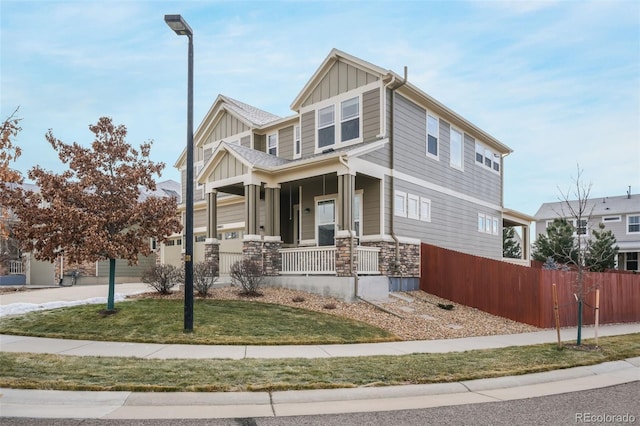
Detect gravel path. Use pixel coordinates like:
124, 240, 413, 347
139, 285, 539, 341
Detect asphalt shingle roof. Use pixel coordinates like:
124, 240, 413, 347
534, 194, 640, 219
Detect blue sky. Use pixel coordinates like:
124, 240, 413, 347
1, 0, 639, 217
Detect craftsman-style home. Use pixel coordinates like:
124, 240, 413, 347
162, 49, 531, 300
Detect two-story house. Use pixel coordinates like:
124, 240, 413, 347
534, 192, 640, 272
167, 49, 530, 300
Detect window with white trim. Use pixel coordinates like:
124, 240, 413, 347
492, 217, 499, 235
478, 213, 485, 232
317, 199, 336, 246
294, 125, 301, 159
450, 127, 463, 169
340, 97, 360, 142
267, 133, 278, 156
475, 142, 501, 174
318, 105, 335, 148
574, 219, 588, 236
426, 114, 439, 158
485, 215, 492, 234
407, 194, 420, 220
420, 198, 431, 222
394, 191, 407, 217
628, 215, 640, 234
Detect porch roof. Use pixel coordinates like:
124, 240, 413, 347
199, 139, 388, 187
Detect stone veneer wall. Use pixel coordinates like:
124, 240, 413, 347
204, 241, 220, 277
361, 240, 420, 277
335, 234, 357, 277
263, 239, 282, 276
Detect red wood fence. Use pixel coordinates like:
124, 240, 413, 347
420, 243, 640, 328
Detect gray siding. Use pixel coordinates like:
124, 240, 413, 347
301, 111, 315, 157
278, 125, 294, 159
393, 93, 502, 207
357, 175, 380, 235
218, 202, 244, 224
241, 135, 251, 148
362, 88, 380, 142
393, 178, 503, 259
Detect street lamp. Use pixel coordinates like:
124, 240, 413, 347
165, 14, 194, 332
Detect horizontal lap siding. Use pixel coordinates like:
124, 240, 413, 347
279, 125, 294, 160
394, 179, 502, 259
363, 88, 380, 141
301, 112, 315, 157
97, 255, 156, 278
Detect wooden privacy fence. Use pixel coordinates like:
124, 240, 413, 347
420, 243, 640, 328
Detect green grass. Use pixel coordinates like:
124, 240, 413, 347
1, 334, 638, 392
0, 298, 398, 345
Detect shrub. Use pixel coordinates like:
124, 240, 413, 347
323, 303, 337, 310
229, 258, 263, 296
292, 295, 305, 303
193, 260, 219, 297
142, 264, 182, 295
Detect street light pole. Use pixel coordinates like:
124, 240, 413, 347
165, 14, 194, 332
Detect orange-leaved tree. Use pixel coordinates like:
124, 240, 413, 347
1, 107, 23, 239
3, 117, 182, 311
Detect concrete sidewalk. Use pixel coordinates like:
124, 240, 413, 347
1, 283, 638, 419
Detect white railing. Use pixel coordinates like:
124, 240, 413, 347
281, 246, 336, 275
9, 260, 23, 275
357, 246, 380, 274
280, 246, 381, 275
219, 252, 243, 276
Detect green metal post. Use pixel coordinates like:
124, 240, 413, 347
107, 258, 116, 311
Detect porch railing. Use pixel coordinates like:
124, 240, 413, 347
219, 252, 243, 276
357, 246, 381, 274
281, 247, 336, 275
9, 260, 23, 275
280, 246, 380, 275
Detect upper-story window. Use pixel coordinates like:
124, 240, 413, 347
475, 142, 501, 174
426, 114, 439, 158
294, 125, 301, 159
628, 215, 640, 234
340, 97, 360, 142
267, 133, 278, 156
318, 105, 335, 148
450, 127, 464, 170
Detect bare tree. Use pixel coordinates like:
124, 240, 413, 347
2, 117, 182, 311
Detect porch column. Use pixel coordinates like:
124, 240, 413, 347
264, 185, 281, 237
244, 184, 260, 236
206, 190, 217, 239
204, 190, 220, 276
337, 172, 355, 232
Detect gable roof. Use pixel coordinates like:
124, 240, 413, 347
535, 194, 640, 219
222, 95, 281, 127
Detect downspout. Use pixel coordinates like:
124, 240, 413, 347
388, 67, 408, 273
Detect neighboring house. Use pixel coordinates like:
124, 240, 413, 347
534, 192, 640, 272
170, 49, 531, 300
0, 180, 180, 286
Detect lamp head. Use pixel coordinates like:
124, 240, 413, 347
164, 14, 192, 36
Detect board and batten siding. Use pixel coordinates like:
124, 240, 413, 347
207, 113, 250, 145
301, 60, 379, 108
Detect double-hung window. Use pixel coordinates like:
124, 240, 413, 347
427, 114, 439, 158
628, 215, 640, 234
450, 127, 463, 169
340, 97, 359, 142
318, 105, 335, 148
267, 133, 278, 156
317, 199, 336, 246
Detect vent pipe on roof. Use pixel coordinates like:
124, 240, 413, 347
628, 186, 632, 199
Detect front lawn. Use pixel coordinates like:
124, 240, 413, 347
0, 298, 399, 345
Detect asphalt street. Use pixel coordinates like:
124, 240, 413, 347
2, 382, 638, 425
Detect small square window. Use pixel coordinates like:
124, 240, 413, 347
420, 198, 431, 222
407, 194, 419, 220
478, 214, 485, 232
395, 191, 407, 217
